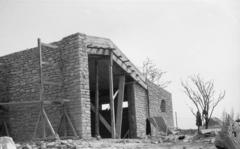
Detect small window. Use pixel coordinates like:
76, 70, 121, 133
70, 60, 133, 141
160, 100, 166, 112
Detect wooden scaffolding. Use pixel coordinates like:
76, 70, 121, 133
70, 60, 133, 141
0, 38, 78, 140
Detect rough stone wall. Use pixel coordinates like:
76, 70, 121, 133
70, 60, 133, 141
0, 33, 91, 141
134, 83, 148, 138
60, 33, 91, 138
0, 45, 62, 141
147, 81, 174, 135
0, 64, 8, 102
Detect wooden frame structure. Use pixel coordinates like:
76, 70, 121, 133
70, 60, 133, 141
90, 49, 129, 139
86, 41, 147, 139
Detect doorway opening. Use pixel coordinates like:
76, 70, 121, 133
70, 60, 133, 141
88, 55, 135, 138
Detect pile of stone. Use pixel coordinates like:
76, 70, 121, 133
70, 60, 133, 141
17, 139, 78, 149
0, 137, 78, 149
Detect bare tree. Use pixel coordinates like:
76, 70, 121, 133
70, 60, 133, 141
140, 58, 170, 88
181, 75, 225, 129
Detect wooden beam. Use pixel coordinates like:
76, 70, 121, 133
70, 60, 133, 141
38, 38, 44, 102
90, 103, 111, 133
127, 83, 137, 138
57, 113, 64, 135
95, 60, 100, 137
63, 108, 78, 137
113, 90, 119, 101
63, 116, 67, 137
123, 130, 129, 138
115, 75, 125, 138
122, 60, 129, 63
112, 53, 147, 89
42, 107, 57, 137
0, 100, 70, 106
33, 107, 42, 138
43, 118, 46, 138
109, 51, 116, 138
0, 101, 42, 105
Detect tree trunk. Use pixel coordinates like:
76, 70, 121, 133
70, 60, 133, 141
205, 118, 209, 129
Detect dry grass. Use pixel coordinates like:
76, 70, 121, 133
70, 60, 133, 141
215, 113, 240, 149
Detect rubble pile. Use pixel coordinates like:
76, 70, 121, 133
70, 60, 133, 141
0, 129, 219, 149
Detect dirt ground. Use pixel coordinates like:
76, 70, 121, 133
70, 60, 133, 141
16, 138, 217, 149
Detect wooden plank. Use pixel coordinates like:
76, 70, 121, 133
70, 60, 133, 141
109, 52, 116, 138
91, 103, 111, 133
43, 117, 46, 138
41, 42, 58, 49
115, 75, 125, 138
64, 109, 78, 137
63, 116, 67, 137
112, 54, 147, 89
122, 60, 129, 63
113, 90, 119, 101
33, 108, 42, 139
95, 60, 100, 137
88, 47, 147, 89
123, 130, 129, 138
42, 107, 56, 137
57, 113, 64, 135
3, 121, 9, 136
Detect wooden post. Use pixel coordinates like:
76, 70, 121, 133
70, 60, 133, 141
109, 51, 116, 138
33, 108, 42, 138
43, 113, 46, 138
64, 108, 78, 137
115, 75, 125, 138
38, 38, 43, 101
42, 107, 56, 136
127, 83, 137, 138
91, 103, 112, 133
95, 60, 100, 137
175, 111, 178, 129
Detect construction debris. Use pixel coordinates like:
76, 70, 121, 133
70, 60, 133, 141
0, 137, 16, 149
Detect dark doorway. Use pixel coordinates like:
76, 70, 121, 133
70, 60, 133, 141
88, 55, 134, 138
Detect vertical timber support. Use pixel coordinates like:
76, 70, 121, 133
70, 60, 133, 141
109, 51, 116, 138
38, 38, 43, 102
33, 38, 58, 140
95, 60, 100, 137
127, 82, 137, 138
115, 75, 125, 138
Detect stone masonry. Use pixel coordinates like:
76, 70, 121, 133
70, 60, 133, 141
147, 81, 174, 135
0, 33, 91, 141
0, 32, 174, 141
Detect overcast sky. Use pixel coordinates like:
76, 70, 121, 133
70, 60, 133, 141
0, 0, 239, 129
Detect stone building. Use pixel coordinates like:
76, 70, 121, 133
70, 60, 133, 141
0, 33, 174, 141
